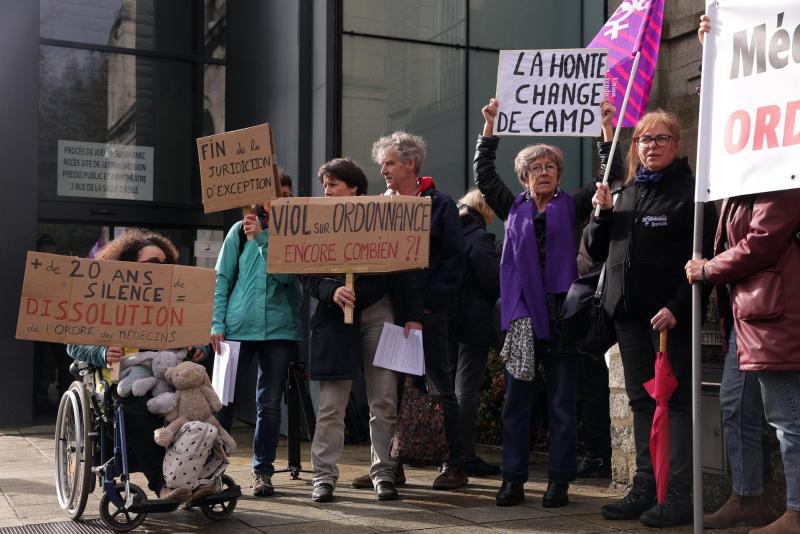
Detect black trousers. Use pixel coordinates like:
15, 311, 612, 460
118, 395, 166, 494
614, 310, 693, 487
577, 352, 611, 461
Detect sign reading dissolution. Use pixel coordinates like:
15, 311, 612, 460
16, 253, 215, 350
267, 196, 431, 274
57, 140, 154, 200
196, 124, 280, 213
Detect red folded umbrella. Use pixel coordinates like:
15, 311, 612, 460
643, 330, 677, 504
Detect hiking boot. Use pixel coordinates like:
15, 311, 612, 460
352, 463, 405, 489
252, 472, 274, 497
496, 481, 525, 507
542, 481, 569, 508
601, 474, 656, 520
639, 484, 693, 528
464, 457, 501, 476
576, 456, 611, 478
750, 509, 800, 534
311, 482, 334, 503
432, 463, 468, 490
703, 492, 769, 529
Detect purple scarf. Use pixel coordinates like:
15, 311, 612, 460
500, 190, 578, 339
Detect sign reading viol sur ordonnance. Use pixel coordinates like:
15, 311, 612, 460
267, 196, 431, 274
16, 252, 215, 350
196, 124, 281, 213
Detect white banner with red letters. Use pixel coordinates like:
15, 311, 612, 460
696, 1, 800, 202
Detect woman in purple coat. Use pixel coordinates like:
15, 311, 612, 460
474, 98, 615, 508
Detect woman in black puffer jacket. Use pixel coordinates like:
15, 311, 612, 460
448, 188, 501, 476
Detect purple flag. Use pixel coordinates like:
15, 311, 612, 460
588, 0, 665, 127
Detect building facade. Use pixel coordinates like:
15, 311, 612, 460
1, 0, 604, 425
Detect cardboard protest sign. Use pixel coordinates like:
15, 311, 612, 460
696, 2, 800, 202
196, 124, 280, 213
16, 253, 215, 350
267, 196, 431, 274
494, 49, 608, 137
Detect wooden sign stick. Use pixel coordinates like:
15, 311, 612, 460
109, 361, 121, 382
344, 272, 354, 324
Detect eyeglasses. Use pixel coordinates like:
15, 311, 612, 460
527, 163, 558, 176
637, 134, 673, 148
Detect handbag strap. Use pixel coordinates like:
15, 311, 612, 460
594, 263, 607, 300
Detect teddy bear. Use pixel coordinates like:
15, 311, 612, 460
153, 361, 236, 452
145, 350, 186, 415
116, 352, 156, 397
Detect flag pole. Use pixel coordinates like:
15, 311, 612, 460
690, 8, 715, 531
595, 51, 641, 217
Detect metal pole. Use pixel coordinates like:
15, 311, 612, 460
691, 204, 704, 534
691, 5, 716, 530
594, 51, 641, 217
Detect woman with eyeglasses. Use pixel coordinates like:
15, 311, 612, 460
473, 98, 618, 509
66, 229, 206, 502
585, 107, 717, 528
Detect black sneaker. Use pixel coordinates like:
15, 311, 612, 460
576, 456, 611, 478
464, 457, 501, 476
311, 483, 334, 503
601, 475, 656, 520
639, 485, 692, 528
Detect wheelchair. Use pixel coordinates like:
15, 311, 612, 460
54, 362, 241, 532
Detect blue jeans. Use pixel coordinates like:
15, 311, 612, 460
216, 340, 298, 475
757, 369, 800, 511
501, 352, 577, 484
719, 329, 764, 496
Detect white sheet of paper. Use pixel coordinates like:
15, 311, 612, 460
212, 340, 240, 405
372, 322, 425, 376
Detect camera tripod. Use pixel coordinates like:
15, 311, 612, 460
274, 360, 316, 479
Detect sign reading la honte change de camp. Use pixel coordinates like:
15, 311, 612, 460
196, 124, 281, 213
494, 49, 608, 137
16, 253, 215, 350
696, 1, 800, 202
267, 196, 431, 274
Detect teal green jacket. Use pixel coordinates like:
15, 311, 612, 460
211, 221, 302, 342
66, 344, 107, 368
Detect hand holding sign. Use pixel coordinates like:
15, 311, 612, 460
482, 98, 500, 137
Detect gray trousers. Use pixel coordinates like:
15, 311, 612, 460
311, 296, 400, 488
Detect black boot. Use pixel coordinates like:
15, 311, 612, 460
639, 484, 692, 528
542, 481, 569, 507
496, 481, 525, 507
576, 456, 611, 478
601, 474, 656, 520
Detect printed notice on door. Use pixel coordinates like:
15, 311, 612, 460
57, 140, 154, 201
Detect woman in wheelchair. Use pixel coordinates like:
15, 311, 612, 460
67, 229, 186, 501
59, 229, 238, 530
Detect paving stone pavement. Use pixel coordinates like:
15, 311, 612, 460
0, 424, 741, 533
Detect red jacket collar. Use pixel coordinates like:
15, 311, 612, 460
417, 176, 435, 195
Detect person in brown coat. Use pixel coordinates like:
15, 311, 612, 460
686, 187, 800, 534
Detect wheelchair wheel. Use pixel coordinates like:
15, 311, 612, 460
54, 382, 93, 519
99, 483, 147, 532
200, 474, 238, 521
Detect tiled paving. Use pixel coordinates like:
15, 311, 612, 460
0, 424, 737, 533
